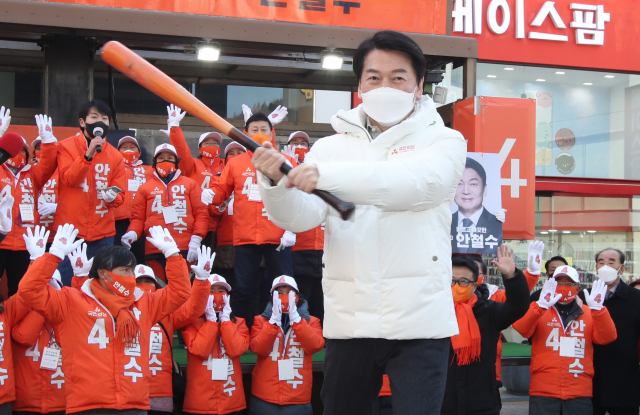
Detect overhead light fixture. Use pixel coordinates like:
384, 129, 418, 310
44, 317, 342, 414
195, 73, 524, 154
604, 75, 615, 78
540, 231, 549, 234
504, 67, 515, 71
555, 71, 565, 75
321, 50, 344, 70
197, 42, 221, 61
549, 229, 557, 232
587, 230, 597, 233
536, 79, 546, 82
583, 82, 593, 85
563, 230, 571, 234
487, 75, 497, 78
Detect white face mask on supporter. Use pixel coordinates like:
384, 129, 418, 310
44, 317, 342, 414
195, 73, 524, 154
361, 87, 417, 127
597, 265, 622, 284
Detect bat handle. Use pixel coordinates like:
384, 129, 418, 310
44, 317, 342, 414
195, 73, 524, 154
278, 162, 355, 221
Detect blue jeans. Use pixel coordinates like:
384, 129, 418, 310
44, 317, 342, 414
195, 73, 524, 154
58, 236, 114, 287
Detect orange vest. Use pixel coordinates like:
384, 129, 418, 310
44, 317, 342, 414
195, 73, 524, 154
249, 316, 324, 406
182, 318, 250, 414
113, 162, 154, 221
18, 253, 191, 414
35, 170, 59, 242
0, 295, 30, 406
292, 224, 324, 252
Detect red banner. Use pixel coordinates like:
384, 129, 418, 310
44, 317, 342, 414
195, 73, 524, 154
6, 125, 80, 147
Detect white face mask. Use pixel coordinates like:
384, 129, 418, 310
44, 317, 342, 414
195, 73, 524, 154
597, 265, 622, 284
361, 87, 418, 127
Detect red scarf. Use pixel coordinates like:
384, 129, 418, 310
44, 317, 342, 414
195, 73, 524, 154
90, 279, 142, 348
451, 294, 481, 365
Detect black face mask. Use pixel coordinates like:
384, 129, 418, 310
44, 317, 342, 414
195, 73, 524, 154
84, 121, 109, 139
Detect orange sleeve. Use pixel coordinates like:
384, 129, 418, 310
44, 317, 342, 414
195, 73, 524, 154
591, 307, 618, 345
182, 320, 219, 359
171, 279, 211, 330
17, 253, 68, 325
210, 163, 234, 205
127, 187, 148, 238
170, 127, 196, 178
72, 276, 88, 291
147, 256, 191, 324
512, 301, 546, 339
31, 143, 58, 190
11, 310, 45, 346
105, 155, 126, 209
220, 318, 250, 359
4, 295, 33, 329
250, 316, 280, 357
190, 184, 209, 239
291, 317, 325, 355
524, 269, 541, 292
57, 143, 92, 188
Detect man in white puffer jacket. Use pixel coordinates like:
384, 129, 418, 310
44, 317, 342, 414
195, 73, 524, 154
252, 31, 467, 415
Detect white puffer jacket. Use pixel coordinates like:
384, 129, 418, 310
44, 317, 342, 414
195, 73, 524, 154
258, 98, 467, 339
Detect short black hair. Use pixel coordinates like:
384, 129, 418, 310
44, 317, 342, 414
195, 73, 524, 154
470, 255, 487, 274
78, 100, 112, 123
545, 256, 568, 274
245, 113, 272, 132
465, 157, 487, 187
353, 31, 427, 85
89, 246, 137, 279
452, 256, 479, 282
595, 248, 625, 265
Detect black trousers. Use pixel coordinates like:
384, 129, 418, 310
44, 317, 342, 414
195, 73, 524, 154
114, 219, 146, 266
321, 337, 450, 415
0, 249, 31, 296
593, 404, 640, 415
292, 250, 323, 323
529, 396, 593, 415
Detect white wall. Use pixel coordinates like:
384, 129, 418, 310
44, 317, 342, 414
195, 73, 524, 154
314, 90, 351, 123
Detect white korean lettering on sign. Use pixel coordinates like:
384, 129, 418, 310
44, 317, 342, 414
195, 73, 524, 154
124, 307, 143, 382
39, 178, 57, 228
171, 184, 189, 233
95, 163, 111, 217
149, 325, 163, 376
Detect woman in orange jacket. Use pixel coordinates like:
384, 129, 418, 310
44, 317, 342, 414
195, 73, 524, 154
249, 276, 324, 415
182, 274, 250, 415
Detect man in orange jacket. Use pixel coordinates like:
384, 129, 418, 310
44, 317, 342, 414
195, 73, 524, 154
513, 266, 617, 414
32, 135, 59, 246
55, 100, 126, 286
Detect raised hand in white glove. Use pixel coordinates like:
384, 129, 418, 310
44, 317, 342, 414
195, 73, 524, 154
269, 291, 282, 326
159, 128, 170, 137
205, 295, 217, 322
0, 106, 11, 136
0, 194, 14, 234
167, 104, 186, 128
190, 245, 216, 281
201, 188, 215, 205
242, 104, 253, 123
495, 208, 507, 223
147, 226, 180, 258
220, 294, 232, 322
281, 145, 295, 159
121, 230, 138, 249
187, 235, 202, 262
288, 290, 301, 324
35, 114, 57, 144
537, 279, 562, 309
68, 243, 93, 277
276, 231, 296, 251
584, 279, 607, 311
22, 225, 50, 260
527, 240, 545, 276
101, 189, 118, 203
38, 200, 57, 217
268, 105, 288, 125
49, 224, 84, 261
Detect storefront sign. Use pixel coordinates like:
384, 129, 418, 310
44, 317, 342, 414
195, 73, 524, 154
624, 84, 640, 180
453, 96, 536, 240
39, 0, 449, 35
452, 0, 640, 72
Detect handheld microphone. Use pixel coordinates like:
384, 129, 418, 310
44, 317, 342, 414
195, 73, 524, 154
0, 132, 25, 165
93, 127, 104, 153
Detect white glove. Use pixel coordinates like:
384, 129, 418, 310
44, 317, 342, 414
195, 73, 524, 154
35, 114, 57, 144
242, 104, 253, 123
121, 230, 138, 249
187, 235, 202, 262
537, 279, 562, 309
527, 240, 545, 276
0, 106, 11, 136
22, 225, 50, 260
190, 245, 215, 281
37, 200, 57, 217
101, 189, 117, 203
205, 295, 217, 322
495, 208, 507, 223
159, 128, 170, 137
585, 279, 607, 311
269, 291, 282, 326
201, 188, 215, 205
220, 294, 232, 322
268, 105, 288, 125
49, 224, 84, 261
0, 194, 14, 234
68, 243, 93, 277
167, 104, 186, 128
288, 291, 301, 324
281, 145, 295, 158
147, 226, 180, 257
276, 231, 296, 251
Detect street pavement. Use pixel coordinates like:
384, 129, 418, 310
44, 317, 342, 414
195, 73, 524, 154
500, 387, 529, 414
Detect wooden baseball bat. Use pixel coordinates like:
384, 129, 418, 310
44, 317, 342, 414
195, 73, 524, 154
100, 41, 355, 221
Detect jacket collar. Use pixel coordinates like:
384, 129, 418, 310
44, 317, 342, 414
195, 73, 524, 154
607, 280, 630, 301
153, 169, 182, 184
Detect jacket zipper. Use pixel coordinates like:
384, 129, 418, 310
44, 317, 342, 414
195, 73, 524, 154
336, 115, 372, 142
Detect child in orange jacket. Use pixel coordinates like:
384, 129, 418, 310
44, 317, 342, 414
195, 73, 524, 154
182, 274, 250, 415
249, 276, 324, 415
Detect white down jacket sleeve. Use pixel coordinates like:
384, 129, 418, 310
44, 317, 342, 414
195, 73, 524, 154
314, 132, 466, 212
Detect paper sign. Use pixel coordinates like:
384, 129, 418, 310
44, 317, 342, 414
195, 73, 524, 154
40, 347, 61, 371
278, 359, 295, 381
19, 204, 34, 222
162, 205, 178, 224
248, 184, 262, 202
210, 358, 228, 380
559, 337, 576, 358
128, 179, 140, 192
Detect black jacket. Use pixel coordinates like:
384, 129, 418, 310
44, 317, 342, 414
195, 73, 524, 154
441, 269, 530, 415
592, 281, 640, 408
451, 209, 503, 254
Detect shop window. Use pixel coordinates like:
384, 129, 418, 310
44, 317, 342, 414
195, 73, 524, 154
0, 71, 43, 109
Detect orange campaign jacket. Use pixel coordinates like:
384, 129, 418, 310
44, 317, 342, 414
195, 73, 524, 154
170, 127, 224, 233
0, 295, 30, 406
11, 310, 66, 413
127, 171, 209, 256
148, 278, 210, 398
35, 170, 59, 243
215, 197, 234, 247
113, 161, 154, 222
18, 253, 191, 414
55, 135, 126, 242
210, 152, 296, 247
513, 301, 617, 400
292, 224, 324, 252
250, 315, 324, 406
0, 142, 57, 251
182, 317, 250, 414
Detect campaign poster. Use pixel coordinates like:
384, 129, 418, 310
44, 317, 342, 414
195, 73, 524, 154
450, 152, 503, 254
